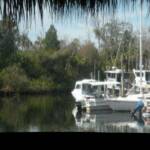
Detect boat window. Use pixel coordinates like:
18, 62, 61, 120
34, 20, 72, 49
136, 72, 144, 77
124, 73, 129, 79
108, 73, 115, 78
75, 84, 81, 89
128, 86, 150, 95
117, 74, 121, 82
135, 87, 140, 94
92, 85, 104, 97
143, 88, 149, 94
128, 86, 140, 94
92, 86, 98, 93
107, 73, 110, 78
112, 73, 115, 78
146, 72, 150, 81
108, 73, 111, 78
101, 86, 104, 92
82, 84, 93, 94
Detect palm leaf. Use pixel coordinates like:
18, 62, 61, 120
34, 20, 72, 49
0, 0, 149, 21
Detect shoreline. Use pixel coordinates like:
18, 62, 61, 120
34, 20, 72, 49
0, 89, 71, 97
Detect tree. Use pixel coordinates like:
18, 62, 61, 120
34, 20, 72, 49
140, 28, 150, 69
0, 18, 19, 68
0, 64, 29, 93
67, 39, 81, 52
75, 41, 100, 79
78, 41, 99, 65
43, 25, 60, 50
33, 36, 44, 50
18, 33, 33, 51
94, 20, 137, 70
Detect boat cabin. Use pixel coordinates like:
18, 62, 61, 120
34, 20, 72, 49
72, 79, 120, 101
105, 67, 126, 91
105, 68, 123, 83
74, 79, 107, 98
72, 79, 97, 102
133, 69, 150, 87
74, 79, 96, 95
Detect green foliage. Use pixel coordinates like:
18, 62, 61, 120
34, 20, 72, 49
0, 21, 148, 94
0, 18, 19, 69
0, 64, 29, 93
78, 41, 99, 65
29, 79, 57, 92
0, 95, 74, 131
40, 48, 75, 90
17, 51, 45, 79
18, 33, 33, 50
43, 25, 60, 50
94, 20, 138, 72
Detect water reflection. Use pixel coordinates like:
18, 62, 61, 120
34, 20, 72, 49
0, 95, 75, 132
72, 106, 150, 133
1, 94, 150, 132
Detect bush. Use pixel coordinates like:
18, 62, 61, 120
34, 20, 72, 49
0, 64, 29, 93
17, 51, 45, 79
28, 79, 58, 92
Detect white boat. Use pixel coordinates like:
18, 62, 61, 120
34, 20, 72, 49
71, 71, 150, 112
81, 81, 119, 111
71, 79, 120, 111
71, 79, 96, 105
106, 95, 142, 112
106, 67, 150, 112
71, 79, 109, 110
106, 84, 150, 111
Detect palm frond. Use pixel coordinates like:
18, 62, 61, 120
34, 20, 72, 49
1, 0, 150, 21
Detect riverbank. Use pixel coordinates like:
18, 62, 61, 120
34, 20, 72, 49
0, 89, 71, 97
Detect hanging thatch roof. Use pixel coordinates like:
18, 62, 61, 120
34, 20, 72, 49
0, 0, 149, 21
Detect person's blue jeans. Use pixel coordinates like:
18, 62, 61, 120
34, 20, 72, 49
132, 100, 144, 115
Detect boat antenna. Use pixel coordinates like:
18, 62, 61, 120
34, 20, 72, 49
140, 0, 143, 95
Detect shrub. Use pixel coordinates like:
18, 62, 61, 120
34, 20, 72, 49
0, 64, 29, 93
29, 79, 58, 92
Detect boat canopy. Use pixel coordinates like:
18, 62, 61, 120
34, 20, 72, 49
75, 79, 96, 85
133, 69, 150, 73
105, 69, 123, 74
90, 81, 120, 86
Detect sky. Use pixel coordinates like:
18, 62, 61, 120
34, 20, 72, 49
19, 1, 150, 47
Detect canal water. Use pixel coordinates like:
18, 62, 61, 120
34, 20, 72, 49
0, 94, 149, 132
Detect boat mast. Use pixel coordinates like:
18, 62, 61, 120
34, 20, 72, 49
140, 0, 143, 95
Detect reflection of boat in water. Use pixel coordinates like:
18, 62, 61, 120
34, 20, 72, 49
72, 107, 97, 130
72, 107, 150, 132
143, 117, 150, 126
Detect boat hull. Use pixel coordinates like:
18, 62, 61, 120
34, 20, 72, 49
81, 99, 111, 112
106, 99, 138, 111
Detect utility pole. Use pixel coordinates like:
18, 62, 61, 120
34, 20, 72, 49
121, 54, 124, 97
98, 70, 100, 81
139, 0, 143, 95
94, 61, 96, 80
